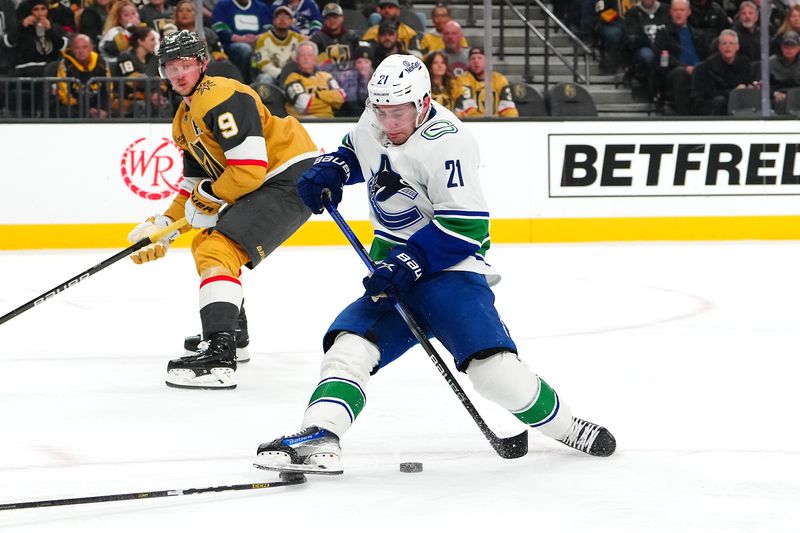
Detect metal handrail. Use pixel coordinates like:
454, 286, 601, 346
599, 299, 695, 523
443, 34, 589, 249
501, 0, 593, 87
468, 0, 593, 88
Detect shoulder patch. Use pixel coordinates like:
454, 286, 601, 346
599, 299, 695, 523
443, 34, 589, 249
421, 120, 458, 140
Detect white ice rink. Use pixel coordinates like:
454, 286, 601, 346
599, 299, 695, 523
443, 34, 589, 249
1, 241, 799, 532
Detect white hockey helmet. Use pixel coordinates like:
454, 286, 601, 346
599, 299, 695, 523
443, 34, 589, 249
367, 54, 431, 128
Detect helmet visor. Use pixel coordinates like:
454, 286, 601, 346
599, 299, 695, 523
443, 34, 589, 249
159, 58, 204, 83
366, 100, 421, 144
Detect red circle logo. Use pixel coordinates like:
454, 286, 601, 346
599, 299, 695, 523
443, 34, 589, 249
121, 137, 184, 200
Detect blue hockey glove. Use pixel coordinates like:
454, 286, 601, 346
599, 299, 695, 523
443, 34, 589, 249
363, 247, 427, 297
297, 154, 351, 214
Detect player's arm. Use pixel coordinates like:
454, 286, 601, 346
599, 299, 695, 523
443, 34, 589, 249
284, 76, 314, 115
202, 90, 269, 202
296, 131, 364, 214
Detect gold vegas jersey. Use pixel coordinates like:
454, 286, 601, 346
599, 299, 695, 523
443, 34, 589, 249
283, 69, 345, 118
454, 71, 519, 118
164, 75, 317, 223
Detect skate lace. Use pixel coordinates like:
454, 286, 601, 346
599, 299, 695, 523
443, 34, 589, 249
561, 418, 601, 452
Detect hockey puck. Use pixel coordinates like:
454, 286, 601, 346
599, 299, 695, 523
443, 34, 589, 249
399, 462, 423, 473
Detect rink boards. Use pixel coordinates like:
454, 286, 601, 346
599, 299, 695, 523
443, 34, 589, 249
2, 119, 800, 249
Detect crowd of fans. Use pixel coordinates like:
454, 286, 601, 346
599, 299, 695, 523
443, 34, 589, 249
3, 0, 797, 118
565, 0, 800, 114
0, 0, 520, 118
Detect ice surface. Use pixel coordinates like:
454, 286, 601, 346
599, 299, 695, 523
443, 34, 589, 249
1, 242, 798, 532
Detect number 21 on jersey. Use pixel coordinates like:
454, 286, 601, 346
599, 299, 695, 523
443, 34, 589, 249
445, 159, 464, 188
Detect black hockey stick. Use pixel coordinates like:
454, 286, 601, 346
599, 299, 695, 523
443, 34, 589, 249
0, 472, 306, 511
0, 217, 187, 327
323, 198, 528, 459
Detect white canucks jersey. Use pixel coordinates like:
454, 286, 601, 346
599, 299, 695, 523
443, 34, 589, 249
341, 101, 499, 284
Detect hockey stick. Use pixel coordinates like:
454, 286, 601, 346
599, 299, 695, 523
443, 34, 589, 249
0, 473, 306, 511
323, 198, 529, 459
0, 217, 188, 327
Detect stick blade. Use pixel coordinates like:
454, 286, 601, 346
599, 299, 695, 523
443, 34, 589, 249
492, 429, 529, 459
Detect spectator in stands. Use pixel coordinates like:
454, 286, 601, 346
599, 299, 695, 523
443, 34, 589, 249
440, 20, 469, 76
0, 0, 19, 76
371, 19, 404, 67
56, 33, 110, 117
174, 0, 225, 60
752, 0, 784, 38
116, 24, 158, 76
425, 50, 460, 111
594, 3, 627, 74
652, 0, 710, 114
115, 25, 171, 117
690, 29, 754, 114
139, 0, 174, 34
98, 0, 142, 65
362, 0, 421, 57
77, 0, 112, 46
688, 0, 730, 49
418, 3, 467, 57
624, 0, 669, 85
47, 0, 76, 34
769, 30, 800, 113
211, 0, 272, 83
329, 40, 373, 116
14, 0, 67, 76
282, 40, 345, 117
455, 46, 518, 118
772, 5, 800, 55
311, 2, 362, 68
253, 5, 304, 84
732, 1, 760, 62
272, 0, 322, 36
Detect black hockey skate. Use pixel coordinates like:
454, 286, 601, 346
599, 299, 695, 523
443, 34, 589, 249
184, 306, 251, 363
254, 426, 343, 475
558, 417, 616, 457
166, 332, 237, 390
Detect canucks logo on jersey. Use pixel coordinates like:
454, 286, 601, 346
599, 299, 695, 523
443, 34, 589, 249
368, 154, 423, 230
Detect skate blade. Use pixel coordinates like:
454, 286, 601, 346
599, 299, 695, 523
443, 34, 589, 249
165, 381, 237, 390
253, 462, 343, 476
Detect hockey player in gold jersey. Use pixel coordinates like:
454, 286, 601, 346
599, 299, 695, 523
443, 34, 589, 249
126, 30, 318, 390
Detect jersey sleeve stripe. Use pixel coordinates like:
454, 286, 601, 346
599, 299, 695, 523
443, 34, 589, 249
432, 218, 484, 247
178, 188, 191, 198
434, 209, 490, 218
224, 135, 268, 163
227, 158, 269, 167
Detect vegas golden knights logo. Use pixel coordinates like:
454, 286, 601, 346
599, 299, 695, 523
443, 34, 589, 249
188, 139, 225, 179
564, 83, 577, 100
327, 44, 351, 66
513, 83, 527, 100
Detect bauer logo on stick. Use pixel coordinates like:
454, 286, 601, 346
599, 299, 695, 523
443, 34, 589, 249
120, 137, 185, 200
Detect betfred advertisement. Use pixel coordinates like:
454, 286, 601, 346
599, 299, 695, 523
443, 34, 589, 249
550, 133, 800, 197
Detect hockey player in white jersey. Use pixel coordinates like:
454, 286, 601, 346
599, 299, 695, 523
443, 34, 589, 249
255, 54, 615, 473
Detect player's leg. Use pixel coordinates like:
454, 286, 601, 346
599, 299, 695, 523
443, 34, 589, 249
408, 272, 616, 457
165, 231, 248, 390
256, 296, 421, 470
184, 303, 251, 363
168, 159, 313, 389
